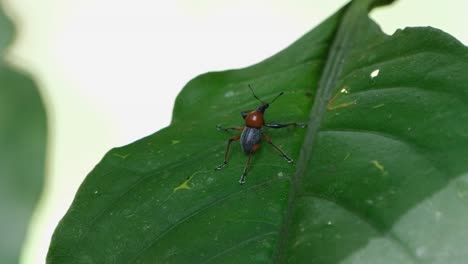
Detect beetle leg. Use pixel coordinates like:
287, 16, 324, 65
265, 122, 306, 129
239, 143, 260, 185
262, 132, 293, 163
216, 125, 244, 131
215, 135, 241, 170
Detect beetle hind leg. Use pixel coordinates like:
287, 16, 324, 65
215, 135, 241, 170
215, 162, 227, 170
239, 143, 260, 185
239, 154, 252, 184
262, 132, 294, 163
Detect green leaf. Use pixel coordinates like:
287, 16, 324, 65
48, 0, 468, 263
0, 5, 47, 264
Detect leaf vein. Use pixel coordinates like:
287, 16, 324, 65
129, 178, 283, 263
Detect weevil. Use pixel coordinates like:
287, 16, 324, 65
215, 85, 306, 184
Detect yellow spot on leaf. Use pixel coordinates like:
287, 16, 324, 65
371, 160, 387, 175
113, 153, 130, 159
172, 170, 211, 193
173, 176, 193, 192
328, 100, 357, 110
327, 87, 357, 110
372, 104, 385, 109
172, 140, 181, 145
344, 153, 351, 160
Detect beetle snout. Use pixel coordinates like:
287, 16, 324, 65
258, 103, 269, 113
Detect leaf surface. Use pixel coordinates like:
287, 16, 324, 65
48, 0, 468, 263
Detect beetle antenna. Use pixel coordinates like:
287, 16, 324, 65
269, 92, 284, 104
248, 84, 266, 104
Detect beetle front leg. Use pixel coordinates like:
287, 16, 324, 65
216, 125, 244, 132
265, 122, 306, 129
215, 135, 241, 170
262, 133, 293, 163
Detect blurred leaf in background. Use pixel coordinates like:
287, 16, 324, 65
0, 2, 47, 264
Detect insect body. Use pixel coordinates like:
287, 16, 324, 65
240, 126, 262, 155
215, 85, 306, 184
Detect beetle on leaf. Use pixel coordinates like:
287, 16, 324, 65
215, 85, 306, 184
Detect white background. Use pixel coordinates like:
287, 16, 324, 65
2, 0, 467, 263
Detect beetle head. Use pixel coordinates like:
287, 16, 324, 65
248, 84, 283, 113
257, 103, 269, 113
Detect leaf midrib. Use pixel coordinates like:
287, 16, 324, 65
272, 1, 380, 262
